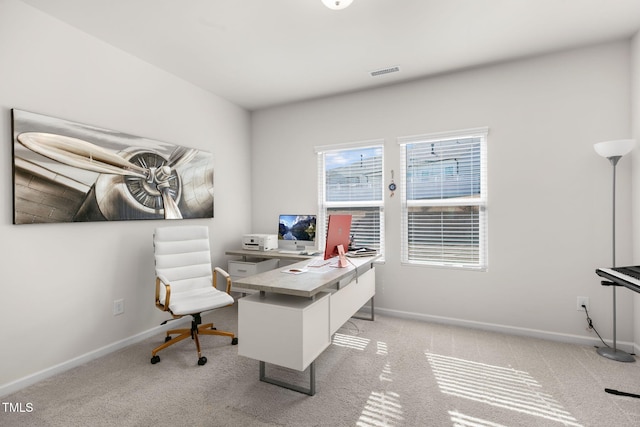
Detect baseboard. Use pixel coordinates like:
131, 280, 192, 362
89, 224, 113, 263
4, 307, 637, 398
0, 317, 190, 398
375, 307, 638, 354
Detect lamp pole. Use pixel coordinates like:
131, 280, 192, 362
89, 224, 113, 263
611, 156, 618, 268
596, 152, 634, 362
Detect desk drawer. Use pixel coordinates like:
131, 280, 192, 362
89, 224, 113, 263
228, 258, 279, 278
330, 268, 375, 335
238, 292, 331, 371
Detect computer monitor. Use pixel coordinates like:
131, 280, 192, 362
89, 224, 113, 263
323, 214, 352, 261
278, 214, 317, 251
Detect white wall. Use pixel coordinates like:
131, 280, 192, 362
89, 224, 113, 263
0, 0, 251, 392
251, 41, 634, 345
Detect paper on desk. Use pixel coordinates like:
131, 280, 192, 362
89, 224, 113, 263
282, 268, 308, 275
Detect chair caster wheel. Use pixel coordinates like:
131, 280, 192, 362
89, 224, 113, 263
198, 356, 207, 366
231, 337, 238, 345
164, 336, 172, 343
151, 355, 160, 364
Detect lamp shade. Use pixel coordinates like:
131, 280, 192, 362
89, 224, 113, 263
594, 139, 635, 159
322, 0, 353, 10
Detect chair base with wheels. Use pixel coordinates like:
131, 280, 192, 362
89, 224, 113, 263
150, 313, 238, 365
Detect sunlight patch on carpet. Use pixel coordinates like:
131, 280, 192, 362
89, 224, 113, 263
379, 361, 393, 382
449, 410, 509, 427
356, 349, 404, 426
332, 333, 370, 350
356, 391, 405, 427
426, 353, 583, 427
377, 341, 388, 355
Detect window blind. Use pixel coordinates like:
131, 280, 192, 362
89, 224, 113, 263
399, 128, 487, 270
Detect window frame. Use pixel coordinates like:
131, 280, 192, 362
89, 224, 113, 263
398, 128, 488, 270
315, 140, 385, 260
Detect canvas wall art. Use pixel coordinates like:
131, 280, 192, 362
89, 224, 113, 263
12, 109, 214, 224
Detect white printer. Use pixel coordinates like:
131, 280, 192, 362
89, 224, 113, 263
242, 234, 278, 251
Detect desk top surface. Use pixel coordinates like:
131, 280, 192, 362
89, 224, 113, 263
233, 255, 380, 298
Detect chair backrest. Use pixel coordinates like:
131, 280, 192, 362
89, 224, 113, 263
154, 226, 213, 296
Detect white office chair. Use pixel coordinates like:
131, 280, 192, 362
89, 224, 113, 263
151, 225, 237, 366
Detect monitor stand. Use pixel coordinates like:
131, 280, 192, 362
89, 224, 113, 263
337, 244, 348, 268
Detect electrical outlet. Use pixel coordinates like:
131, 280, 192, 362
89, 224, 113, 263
113, 299, 125, 316
577, 296, 589, 311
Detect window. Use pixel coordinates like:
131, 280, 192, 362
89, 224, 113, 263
316, 141, 385, 258
398, 128, 488, 270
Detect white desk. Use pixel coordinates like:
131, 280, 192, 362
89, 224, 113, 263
236, 255, 378, 395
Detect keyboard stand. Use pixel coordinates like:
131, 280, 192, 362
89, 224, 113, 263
595, 266, 639, 398
605, 388, 640, 399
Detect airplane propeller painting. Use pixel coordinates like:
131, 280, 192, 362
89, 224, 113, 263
12, 109, 214, 224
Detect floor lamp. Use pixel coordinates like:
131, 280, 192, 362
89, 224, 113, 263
593, 139, 635, 363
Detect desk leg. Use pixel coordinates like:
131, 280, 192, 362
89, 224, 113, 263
352, 296, 375, 321
259, 361, 316, 396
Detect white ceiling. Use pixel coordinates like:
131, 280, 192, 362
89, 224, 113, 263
20, 0, 640, 111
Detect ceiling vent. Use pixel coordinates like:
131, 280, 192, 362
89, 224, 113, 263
369, 66, 400, 77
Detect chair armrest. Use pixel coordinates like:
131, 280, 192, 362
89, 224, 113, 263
157, 273, 171, 285
155, 275, 172, 311
213, 267, 233, 294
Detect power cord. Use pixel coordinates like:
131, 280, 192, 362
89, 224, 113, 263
345, 256, 359, 283
581, 304, 610, 349
338, 319, 362, 335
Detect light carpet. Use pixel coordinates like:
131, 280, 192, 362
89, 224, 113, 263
3, 304, 640, 427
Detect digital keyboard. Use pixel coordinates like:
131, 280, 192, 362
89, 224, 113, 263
596, 266, 640, 294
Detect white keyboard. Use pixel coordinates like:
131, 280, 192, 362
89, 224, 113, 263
307, 258, 340, 268
596, 266, 640, 293
307, 259, 330, 268
278, 250, 302, 254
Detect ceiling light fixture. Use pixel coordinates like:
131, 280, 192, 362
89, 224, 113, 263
322, 0, 353, 10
